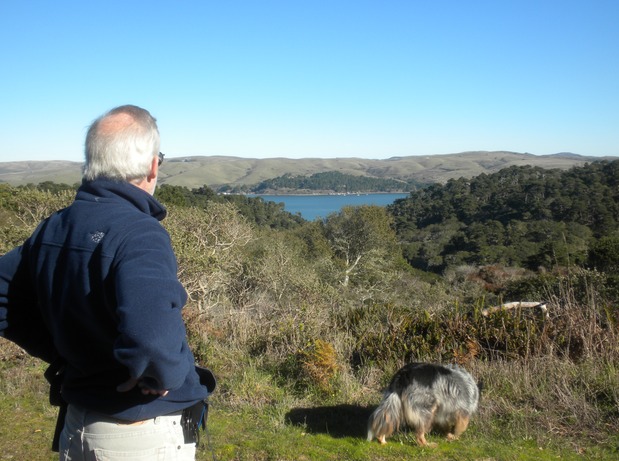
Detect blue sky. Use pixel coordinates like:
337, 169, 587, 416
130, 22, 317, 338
1, 0, 617, 162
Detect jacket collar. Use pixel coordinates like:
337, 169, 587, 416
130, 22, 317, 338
77, 178, 167, 221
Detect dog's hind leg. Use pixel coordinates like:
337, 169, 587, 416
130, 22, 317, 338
446, 413, 470, 441
414, 422, 438, 448
401, 386, 439, 448
415, 431, 432, 448
412, 405, 438, 448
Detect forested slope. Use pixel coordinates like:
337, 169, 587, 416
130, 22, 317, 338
389, 161, 619, 273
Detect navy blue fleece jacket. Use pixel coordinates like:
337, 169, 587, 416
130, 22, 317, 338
0, 179, 208, 420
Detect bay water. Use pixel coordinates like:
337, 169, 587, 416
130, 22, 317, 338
252, 193, 409, 221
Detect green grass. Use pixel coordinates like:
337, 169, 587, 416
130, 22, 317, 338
200, 399, 618, 461
3, 356, 616, 461
0, 357, 57, 460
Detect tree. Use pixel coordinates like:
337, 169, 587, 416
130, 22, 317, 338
323, 205, 401, 286
164, 201, 253, 311
588, 234, 619, 273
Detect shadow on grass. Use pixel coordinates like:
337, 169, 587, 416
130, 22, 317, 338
285, 404, 375, 438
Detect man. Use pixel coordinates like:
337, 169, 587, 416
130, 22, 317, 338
0, 105, 210, 460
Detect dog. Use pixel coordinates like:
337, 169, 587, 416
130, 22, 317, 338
367, 363, 480, 447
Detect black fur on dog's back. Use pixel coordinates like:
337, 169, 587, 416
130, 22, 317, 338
389, 362, 453, 392
368, 363, 480, 446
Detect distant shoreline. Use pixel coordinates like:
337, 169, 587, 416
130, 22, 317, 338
244, 191, 408, 197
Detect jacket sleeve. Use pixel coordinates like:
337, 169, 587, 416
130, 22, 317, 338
0, 246, 56, 363
111, 223, 191, 391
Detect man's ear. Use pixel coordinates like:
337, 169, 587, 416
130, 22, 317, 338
148, 155, 159, 180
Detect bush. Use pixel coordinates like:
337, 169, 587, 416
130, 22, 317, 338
0, 185, 73, 252
298, 339, 340, 394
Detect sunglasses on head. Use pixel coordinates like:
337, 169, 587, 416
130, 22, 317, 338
158, 152, 165, 167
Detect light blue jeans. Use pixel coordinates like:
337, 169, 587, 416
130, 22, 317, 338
59, 404, 196, 461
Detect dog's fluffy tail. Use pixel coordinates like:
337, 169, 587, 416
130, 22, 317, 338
367, 391, 402, 443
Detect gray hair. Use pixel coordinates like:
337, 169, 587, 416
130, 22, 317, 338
82, 105, 160, 182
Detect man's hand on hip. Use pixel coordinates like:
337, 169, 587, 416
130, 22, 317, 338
116, 377, 169, 397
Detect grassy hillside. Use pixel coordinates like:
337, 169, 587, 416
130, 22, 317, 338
0, 160, 84, 186
0, 151, 611, 190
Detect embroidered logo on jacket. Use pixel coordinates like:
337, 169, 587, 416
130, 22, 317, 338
90, 231, 105, 243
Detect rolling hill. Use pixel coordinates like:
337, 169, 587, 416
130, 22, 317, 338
0, 151, 613, 190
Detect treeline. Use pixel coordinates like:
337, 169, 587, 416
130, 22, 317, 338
389, 160, 619, 274
218, 171, 423, 194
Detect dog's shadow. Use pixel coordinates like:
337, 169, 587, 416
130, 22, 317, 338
285, 404, 375, 438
